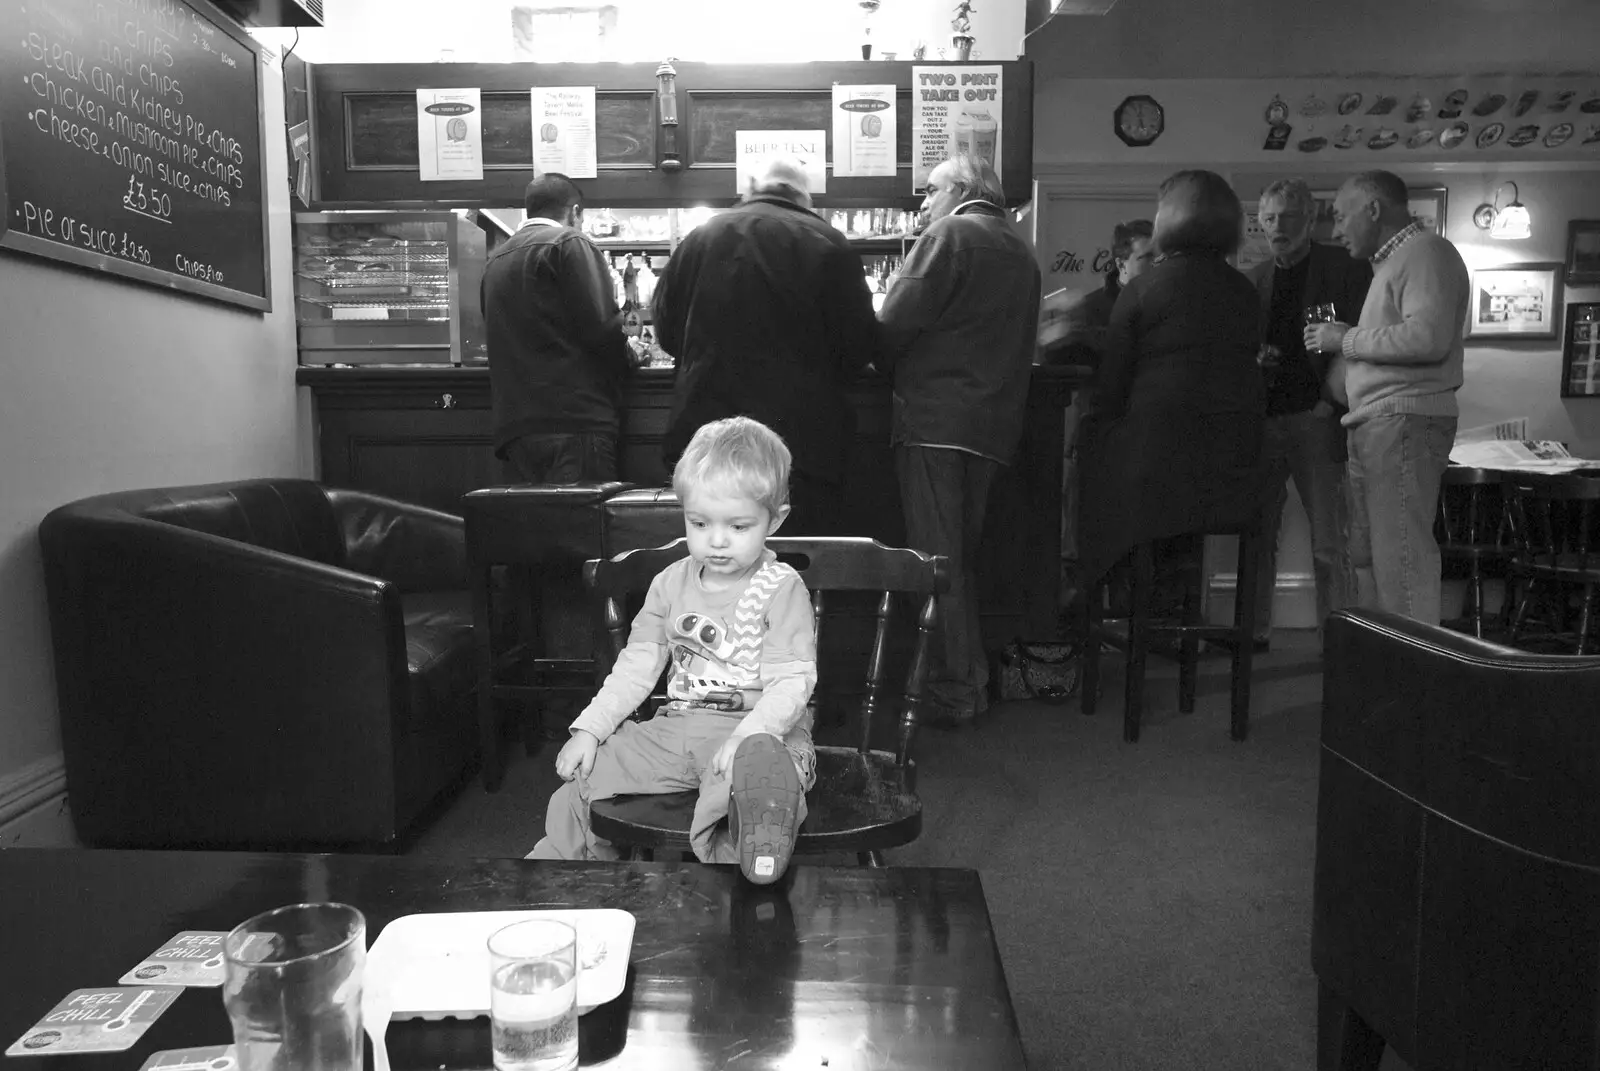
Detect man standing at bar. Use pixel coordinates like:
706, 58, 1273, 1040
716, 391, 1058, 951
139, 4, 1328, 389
654, 157, 880, 533
1247, 179, 1370, 648
483, 173, 630, 483
877, 155, 1041, 726
1306, 170, 1469, 624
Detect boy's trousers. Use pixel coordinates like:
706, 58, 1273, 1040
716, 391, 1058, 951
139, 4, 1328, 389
528, 709, 814, 863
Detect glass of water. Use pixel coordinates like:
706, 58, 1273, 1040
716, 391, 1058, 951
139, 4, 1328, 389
222, 903, 366, 1071
488, 919, 579, 1071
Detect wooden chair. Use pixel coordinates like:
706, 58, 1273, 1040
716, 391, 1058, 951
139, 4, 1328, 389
585, 537, 948, 867
1081, 522, 1263, 743
1503, 471, 1600, 653
1434, 465, 1512, 638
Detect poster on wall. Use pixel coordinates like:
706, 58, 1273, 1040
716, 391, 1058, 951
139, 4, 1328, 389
912, 65, 1002, 191
531, 87, 599, 179
416, 89, 484, 181
832, 85, 898, 178
734, 131, 827, 195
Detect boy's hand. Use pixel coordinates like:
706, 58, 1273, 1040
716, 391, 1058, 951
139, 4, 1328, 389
555, 730, 599, 782
710, 735, 743, 780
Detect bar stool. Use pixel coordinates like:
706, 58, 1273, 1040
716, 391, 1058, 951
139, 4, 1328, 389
1081, 522, 1263, 742
463, 482, 634, 792
1435, 465, 1512, 638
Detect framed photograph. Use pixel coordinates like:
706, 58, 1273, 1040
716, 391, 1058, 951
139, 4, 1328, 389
1562, 303, 1600, 398
1567, 220, 1600, 286
1303, 186, 1447, 244
1467, 263, 1562, 340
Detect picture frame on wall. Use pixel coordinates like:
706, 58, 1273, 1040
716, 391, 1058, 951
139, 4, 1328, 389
1567, 220, 1600, 286
1467, 263, 1562, 341
1560, 303, 1600, 398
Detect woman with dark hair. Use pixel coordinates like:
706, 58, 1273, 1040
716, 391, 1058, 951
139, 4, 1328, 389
1075, 169, 1267, 593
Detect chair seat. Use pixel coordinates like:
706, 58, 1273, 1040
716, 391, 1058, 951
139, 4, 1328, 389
589, 747, 921, 857
1440, 543, 1512, 561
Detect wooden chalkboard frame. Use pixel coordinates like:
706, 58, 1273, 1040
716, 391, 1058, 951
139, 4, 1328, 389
0, 0, 272, 312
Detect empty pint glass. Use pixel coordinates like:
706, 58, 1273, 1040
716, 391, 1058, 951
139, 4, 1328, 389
222, 903, 366, 1071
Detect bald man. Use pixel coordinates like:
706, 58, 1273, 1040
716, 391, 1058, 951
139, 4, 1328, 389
877, 155, 1041, 725
654, 157, 881, 533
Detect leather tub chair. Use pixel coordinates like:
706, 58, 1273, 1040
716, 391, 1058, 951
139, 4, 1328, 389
1316, 608, 1600, 1070
39, 478, 479, 850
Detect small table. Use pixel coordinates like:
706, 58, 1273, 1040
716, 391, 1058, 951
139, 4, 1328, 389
0, 850, 1028, 1070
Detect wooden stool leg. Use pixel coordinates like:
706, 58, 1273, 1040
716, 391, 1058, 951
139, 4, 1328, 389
1124, 544, 1153, 743
1178, 565, 1200, 714
1577, 582, 1597, 656
860, 851, 886, 867
1230, 528, 1261, 742
1082, 577, 1104, 717
1469, 562, 1486, 638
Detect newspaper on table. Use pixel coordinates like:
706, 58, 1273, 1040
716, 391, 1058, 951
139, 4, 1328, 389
1450, 421, 1592, 471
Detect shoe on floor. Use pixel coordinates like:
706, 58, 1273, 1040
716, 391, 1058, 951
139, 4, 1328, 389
728, 733, 803, 885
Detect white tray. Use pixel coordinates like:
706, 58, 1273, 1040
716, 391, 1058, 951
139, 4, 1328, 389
363, 909, 635, 1021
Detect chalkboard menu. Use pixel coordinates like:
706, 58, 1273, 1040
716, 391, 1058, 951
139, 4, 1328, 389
0, 0, 270, 310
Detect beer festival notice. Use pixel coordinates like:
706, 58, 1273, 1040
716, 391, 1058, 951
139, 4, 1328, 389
912, 65, 1003, 191
531, 86, 597, 179
416, 88, 483, 181
734, 130, 826, 195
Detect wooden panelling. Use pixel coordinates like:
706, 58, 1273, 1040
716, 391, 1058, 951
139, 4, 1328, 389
310, 60, 1033, 209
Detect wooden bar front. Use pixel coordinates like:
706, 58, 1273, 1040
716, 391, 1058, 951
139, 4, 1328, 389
297, 366, 1082, 640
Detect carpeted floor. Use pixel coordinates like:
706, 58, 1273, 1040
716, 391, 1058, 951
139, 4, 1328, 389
407, 630, 1413, 1071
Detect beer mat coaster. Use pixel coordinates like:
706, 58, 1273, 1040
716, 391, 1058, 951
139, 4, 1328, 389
138, 1046, 238, 1071
120, 931, 230, 987
6, 988, 180, 1056
363, 909, 635, 1024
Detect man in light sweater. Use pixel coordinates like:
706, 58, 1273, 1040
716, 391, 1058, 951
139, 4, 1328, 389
1304, 170, 1469, 624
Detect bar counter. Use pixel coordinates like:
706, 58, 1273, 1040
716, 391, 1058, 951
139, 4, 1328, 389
297, 363, 1087, 638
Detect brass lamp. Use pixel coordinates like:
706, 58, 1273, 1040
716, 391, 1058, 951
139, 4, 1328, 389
657, 59, 681, 173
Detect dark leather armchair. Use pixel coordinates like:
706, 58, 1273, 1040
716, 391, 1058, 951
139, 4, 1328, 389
39, 479, 478, 849
1315, 608, 1600, 1070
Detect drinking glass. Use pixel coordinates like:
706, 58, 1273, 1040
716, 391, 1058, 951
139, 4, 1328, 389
488, 919, 579, 1071
222, 903, 366, 1071
1304, 303, 1339, 353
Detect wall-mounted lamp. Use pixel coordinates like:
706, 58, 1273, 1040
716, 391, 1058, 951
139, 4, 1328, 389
656, 59, 681, 173
1473, 181, 1532, 240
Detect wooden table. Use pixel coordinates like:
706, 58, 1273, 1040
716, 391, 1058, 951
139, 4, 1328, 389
0, 850, 1027, 1070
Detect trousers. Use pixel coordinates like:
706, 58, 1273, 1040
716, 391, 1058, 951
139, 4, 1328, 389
528, 711, 814, 862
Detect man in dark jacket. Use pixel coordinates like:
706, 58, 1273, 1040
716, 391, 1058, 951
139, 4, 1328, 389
877, 155, 1042, 725
654, 158, 881, 533
1247, 178, 1372, 647
483, 173, 629, 482
1039, 218, 1154, 368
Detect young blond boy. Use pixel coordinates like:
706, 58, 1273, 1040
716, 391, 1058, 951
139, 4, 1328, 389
528, 417, 816, 883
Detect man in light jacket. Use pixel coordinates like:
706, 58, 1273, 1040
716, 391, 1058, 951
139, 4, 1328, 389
1306, 170, 1469, 624
878, 155, 1042, 725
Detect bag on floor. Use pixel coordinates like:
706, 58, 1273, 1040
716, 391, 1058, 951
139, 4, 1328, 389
994, 639, 1081, 704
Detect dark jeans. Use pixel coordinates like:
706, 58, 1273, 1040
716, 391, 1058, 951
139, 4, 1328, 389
896, 444, 1000, 714
503, 432, 618, 485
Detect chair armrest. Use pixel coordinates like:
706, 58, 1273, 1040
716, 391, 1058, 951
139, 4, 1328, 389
40, 512, 409, 845
1324, 608, 1600, 865
327, 488, 467, 593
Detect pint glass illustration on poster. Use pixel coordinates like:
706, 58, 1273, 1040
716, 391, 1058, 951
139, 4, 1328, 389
912, 64, 1003, 191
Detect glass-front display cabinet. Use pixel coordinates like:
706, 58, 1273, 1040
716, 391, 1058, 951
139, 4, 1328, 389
294, 212, 486, 366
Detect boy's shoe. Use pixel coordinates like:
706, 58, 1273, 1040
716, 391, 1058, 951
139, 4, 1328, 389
727, 733, 803, 885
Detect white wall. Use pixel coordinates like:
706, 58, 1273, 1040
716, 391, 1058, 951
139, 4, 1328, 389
0, 47, 307, 816
292, 0, 1027, 64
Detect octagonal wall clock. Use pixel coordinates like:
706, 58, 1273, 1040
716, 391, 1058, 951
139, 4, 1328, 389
1115, 94, 1165, 147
